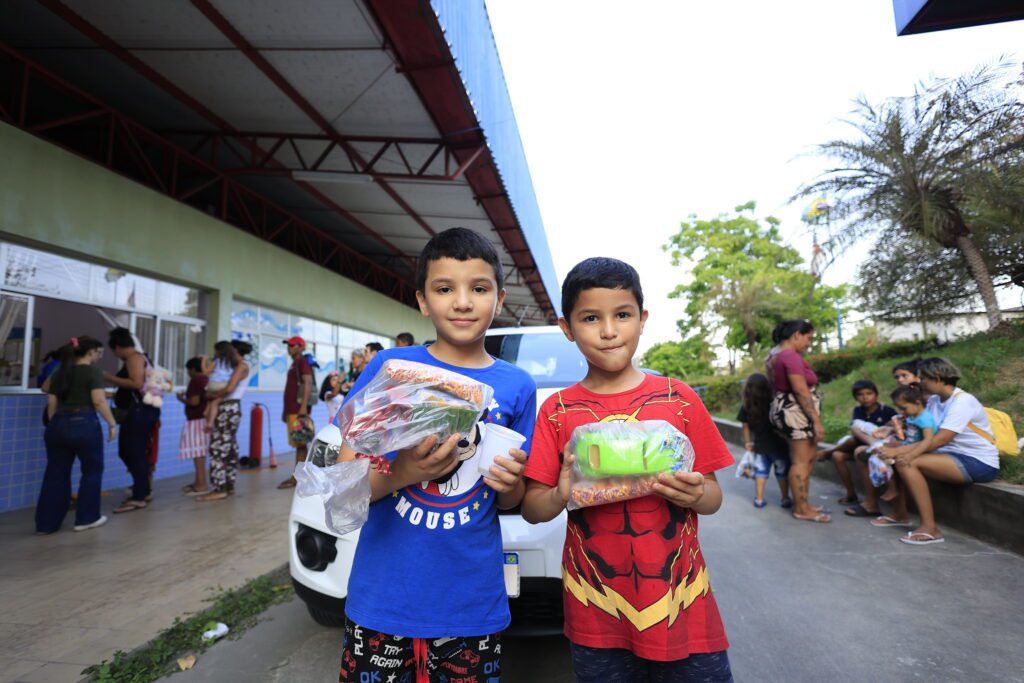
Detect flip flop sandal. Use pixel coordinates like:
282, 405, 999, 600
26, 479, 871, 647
753, 499, 767, 508
113, 500, 147, 514
182, 484, 197, 494
900, 532, 945, 545
844, 503, 875, 517
780, 497, 793, 509
792, 512, 831, 523
277, 478, 297, 489
838, 495, 859, 504
196, 491, 230, 502
870, 516, 913, 528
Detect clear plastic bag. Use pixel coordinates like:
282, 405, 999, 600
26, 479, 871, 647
566, 420, 695, 510
735, 450, 756, 479
335, 359, 493, 456
294, 458, 372, 536
868, 454, 893, 488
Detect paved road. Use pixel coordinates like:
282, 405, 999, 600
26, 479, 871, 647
180, 451, 1024, 682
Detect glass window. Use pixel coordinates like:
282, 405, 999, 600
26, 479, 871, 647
484, 332, 588, 389
134, 315, 157, 361
156, 282, 201, 317
159, 320, 204, 387
260, 308, 290, 336
336, 325, 354, 349
313, 343, 337, 376
314, 320, 334, 344
4, 245, 90, 301
0, 294, 29, 387
291, 315, 314, 339
259, 335, 289, 389
231, 300, 259, 331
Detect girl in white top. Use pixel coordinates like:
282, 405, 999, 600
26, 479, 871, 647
320, 371, 344, 423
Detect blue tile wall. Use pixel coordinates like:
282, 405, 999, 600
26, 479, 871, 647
0, 391, 321, 513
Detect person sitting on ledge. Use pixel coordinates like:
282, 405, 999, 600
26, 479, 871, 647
887, 357, 1000, 546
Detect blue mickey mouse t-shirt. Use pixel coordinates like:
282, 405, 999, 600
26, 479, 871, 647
339, 345, 537, 637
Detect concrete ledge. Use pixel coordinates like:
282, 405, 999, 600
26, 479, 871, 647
713, 417, 1024, 555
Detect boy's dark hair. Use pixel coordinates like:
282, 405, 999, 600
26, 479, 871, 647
185, 357, 203, 373
916, 356, 961, 387
561, 257, 643, 318
108, 326, 135, 350
365, 342, 384, 353
741, 372, 773, 429
771, 319, 814, 345
397, 332, 415, 346
891, 385, 926, 405
892, 359, 920, 376
415, 227, 504, 292
851, 379, 878, 398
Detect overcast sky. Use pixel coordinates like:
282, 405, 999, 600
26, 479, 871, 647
486, 0, 1024, 353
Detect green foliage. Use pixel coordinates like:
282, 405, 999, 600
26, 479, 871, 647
82, 571, 293, 683
798, 60, 1024, 328
640, 336, 714, 380
690, 375, 744, 416
665, 202, 845, 359
806, 337, 942, 384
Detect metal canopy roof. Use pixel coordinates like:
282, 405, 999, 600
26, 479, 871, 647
0, 0, 558, 326
893, 0, 1024, 35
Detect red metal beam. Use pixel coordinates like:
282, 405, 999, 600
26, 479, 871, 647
365, 0, 556, 323
35, 0, 417, 272
0, 42, 417, 307
189, 0, 448, 240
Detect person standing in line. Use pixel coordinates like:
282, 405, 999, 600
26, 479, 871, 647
105, 327, 158, 514
176, 357, 210, 496
341, 349, 365, 396
278, 336, 314, 489
767, 319, 830, 523
36, 336, 117, 534
319, 371, 344, 423
395, 332, 415, 347
363, 341, 383, 363
196, 340, 251, 502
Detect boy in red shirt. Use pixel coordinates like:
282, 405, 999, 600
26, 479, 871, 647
521, 257, 734, 682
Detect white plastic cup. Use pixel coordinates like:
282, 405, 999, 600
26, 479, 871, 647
477, 424, 527, 478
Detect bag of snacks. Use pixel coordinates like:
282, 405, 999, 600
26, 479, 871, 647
566, 420, 695, 510
335, 359, 493, 457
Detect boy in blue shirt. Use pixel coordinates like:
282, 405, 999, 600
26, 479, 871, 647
335, 228, 536, 683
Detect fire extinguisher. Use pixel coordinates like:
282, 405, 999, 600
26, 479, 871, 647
247, 403, 277, 469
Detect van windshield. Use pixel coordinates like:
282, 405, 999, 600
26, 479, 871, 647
484, 332, 588, 388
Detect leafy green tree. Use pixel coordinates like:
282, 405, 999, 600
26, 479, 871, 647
665, 202, 845, 362
798, 61, 1024, 330
640, 336, 715, 380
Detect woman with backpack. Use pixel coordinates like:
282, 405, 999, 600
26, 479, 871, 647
105, 327, 159, 514
892, 357, 1000, 546
36, 336, 118, 534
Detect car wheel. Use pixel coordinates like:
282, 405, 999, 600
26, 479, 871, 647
306, 603, 346, 628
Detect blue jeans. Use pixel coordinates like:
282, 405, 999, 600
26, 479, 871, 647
119, 404, 159, 501
570, 644, 733, 683
37, 412, 104, 532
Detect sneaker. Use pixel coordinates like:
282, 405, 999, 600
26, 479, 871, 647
780, 496, 793, 509
73, 516, 108, 532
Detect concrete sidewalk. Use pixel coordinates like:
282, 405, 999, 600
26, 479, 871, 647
0, 462, 296, 683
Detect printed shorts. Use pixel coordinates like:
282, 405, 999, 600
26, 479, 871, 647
769, 389, 822, 441
339, 619, 502, 683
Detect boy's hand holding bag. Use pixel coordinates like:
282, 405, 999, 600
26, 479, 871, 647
294, 359, 493, 534
566, 420, 696, 510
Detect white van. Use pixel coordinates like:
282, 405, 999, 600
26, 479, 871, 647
289, 326, 587, 633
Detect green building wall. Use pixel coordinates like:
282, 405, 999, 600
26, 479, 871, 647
0, 123, 434, 343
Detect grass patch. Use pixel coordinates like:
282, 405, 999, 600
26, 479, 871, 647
82, 566, 293, 683
716, 323, 1024, 484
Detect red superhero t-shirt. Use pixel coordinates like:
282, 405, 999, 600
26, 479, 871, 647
524, 373, 734, 661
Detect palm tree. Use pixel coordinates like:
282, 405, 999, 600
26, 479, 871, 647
797, 61, 1024, 330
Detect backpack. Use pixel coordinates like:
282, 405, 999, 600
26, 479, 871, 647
968, 407, 1020, 458
297, 353, 319, 407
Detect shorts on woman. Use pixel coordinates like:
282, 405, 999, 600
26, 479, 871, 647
178, 418, 209, 460
946, 451, 999, 484
769, 389, 822, 441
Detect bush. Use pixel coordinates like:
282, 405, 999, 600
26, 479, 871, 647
807, 336, 941, 383
690, 376, 743, 415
